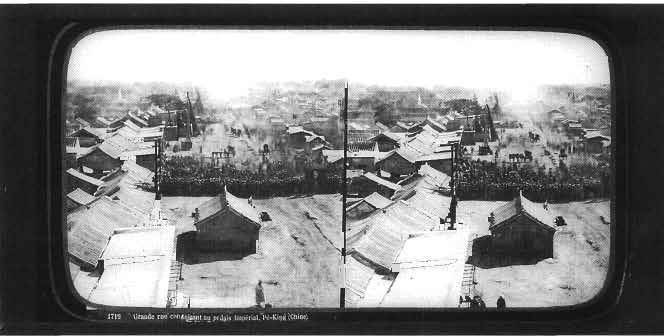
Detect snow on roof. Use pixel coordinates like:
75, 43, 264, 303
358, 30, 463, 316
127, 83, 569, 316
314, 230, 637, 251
344, 256, 376, 306
380, 255, 466, 307
346, 192, 393, 213
379, 147, 421, 164
67, 188, 97, 206
415, 152, 452, 162
67, 197, 142, 268
194, 188, 261, 228
95, 133, 137, 159
490, 192, 556, 232
361, 172, 402, 191
305, 134, 326, 143
71, 127, 108, 139
393, 230, 469, 269
102, 226, 175, 261
122, 147, 156, 158
322, 149, 343, 163
90, 226, 174, 308
286, 126, 314, 136
368, 132, 405, 144
418, 164, 451, 189
66, 168, 104, 188
350, 200, 439, 270
362, 192, 393, 209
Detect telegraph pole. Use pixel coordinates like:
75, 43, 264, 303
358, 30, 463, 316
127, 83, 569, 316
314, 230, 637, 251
154, 139, 161, 200
448, 141, 458, 230
340, 81, 349, 308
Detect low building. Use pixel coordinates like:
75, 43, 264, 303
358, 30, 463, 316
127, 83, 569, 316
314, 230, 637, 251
66, 168, 105, 195
415, 151, 452, 175
368, 132, 404, 152
67, 197, 143, 270
583, 133, 611, 154
66, 188, 98, 211
346, 192, 393, 221
375, 147, 419, 178
87, 226, 175, 308
69, 127, 108, 147
347, 151, 382, 172
349, 171, 402, 199
348, 200, 439, 273
488, 192, 556, 264
77, 134, 133, 174
191, 188, 262, 255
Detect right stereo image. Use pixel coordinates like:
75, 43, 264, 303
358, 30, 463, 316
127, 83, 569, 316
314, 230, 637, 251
343, 30, 612, 309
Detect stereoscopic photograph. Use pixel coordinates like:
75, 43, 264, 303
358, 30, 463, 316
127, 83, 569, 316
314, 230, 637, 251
342, 31, 612, 309
64, 30, 345, 308
62, 29, 612, 310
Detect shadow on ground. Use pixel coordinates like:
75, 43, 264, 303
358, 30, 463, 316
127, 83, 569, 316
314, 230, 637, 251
467, 235, 547, 269
176, 232, 250, 265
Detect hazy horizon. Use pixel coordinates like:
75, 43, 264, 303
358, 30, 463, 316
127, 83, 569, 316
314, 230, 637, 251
68, 29, 610, 103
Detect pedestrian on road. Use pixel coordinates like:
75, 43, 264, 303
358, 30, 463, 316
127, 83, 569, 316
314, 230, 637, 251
497, 295, 506, 309
255, 280, 265, 308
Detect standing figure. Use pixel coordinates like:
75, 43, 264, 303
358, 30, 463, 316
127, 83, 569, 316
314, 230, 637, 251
497, 295, 506, 309
255, 280, 265, 308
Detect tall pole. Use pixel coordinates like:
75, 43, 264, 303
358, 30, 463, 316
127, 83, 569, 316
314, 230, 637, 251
341, 81, 349, 308
448, 142, 457, 230
342, 82, 348, 238
154, 139, 161, 200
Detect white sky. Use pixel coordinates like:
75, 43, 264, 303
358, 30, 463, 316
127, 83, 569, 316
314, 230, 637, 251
68, 29, 610, 101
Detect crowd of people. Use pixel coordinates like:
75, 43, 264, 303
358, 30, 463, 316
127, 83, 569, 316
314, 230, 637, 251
158, 156, 343, 197
455, 158, 611, 202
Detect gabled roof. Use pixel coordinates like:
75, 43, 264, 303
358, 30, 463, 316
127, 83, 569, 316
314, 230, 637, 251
361, 172, 402, 191
363, 192, 393, 209
95, 133, 138, 159
490, 192, 556, 232
322, 149, 344, 164
305, 134, 326, 143
344, 256, 376, 306
350, 200, 439, 271
67, 188, 97, 206
90, 226, 174, 308
70, 127, 107, 139
194, 188, 261, 229
418, 164, 451, 189
420, 117, 447, 132
368, 132, 404, 144
346, 192, 393, 212
67, 197, 142, 268
415, 152, 452, 162
286, 126, 314, 136
377, 147, 420, 164
66, 168, 104, 188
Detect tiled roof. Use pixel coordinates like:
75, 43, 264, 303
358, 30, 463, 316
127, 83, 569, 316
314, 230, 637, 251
350, 200, 439, 270
415, 152, 452, 162
94, 133, 137, 159
378, 147, 420, 164
344, 256, 376, 306
194, 188, 261, 229
361, 172, 402, 191
490, 192, 556, 231
67, 197, 142, 268
362, 192, 393, 209
67, 188, 97, 206
66, 168, 104, 188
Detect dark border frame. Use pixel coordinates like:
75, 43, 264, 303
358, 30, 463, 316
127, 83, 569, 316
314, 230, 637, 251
2, 4, 641, 334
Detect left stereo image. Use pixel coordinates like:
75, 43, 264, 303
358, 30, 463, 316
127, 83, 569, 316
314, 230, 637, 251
62, 29, 344, 309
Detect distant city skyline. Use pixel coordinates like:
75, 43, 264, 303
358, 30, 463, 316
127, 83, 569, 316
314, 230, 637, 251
68, 30, 611, 103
